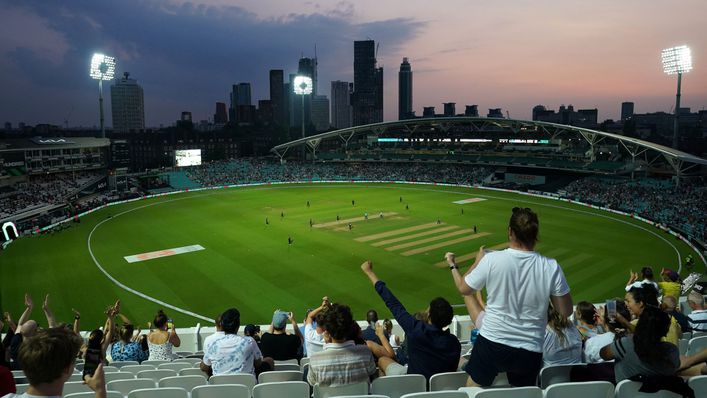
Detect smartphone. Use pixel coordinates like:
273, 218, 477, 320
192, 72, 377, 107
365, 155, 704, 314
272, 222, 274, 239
167, 318, 174, 329
82, 347, 102, 379
606, 300, 617, 322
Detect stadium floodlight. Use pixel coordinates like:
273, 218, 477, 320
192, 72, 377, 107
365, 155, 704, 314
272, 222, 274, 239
89, 53, 116, 138
661, 45, 692, 149
293, 75, 313, 159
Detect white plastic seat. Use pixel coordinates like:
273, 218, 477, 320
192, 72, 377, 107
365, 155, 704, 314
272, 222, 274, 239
175, 351, 194, 357
15, 384, 30, 394
274, 359, 299, 365
538, 364, 576, 388
429, 372, 469, 391
472, 386, 542, 398
179, 368, 209, 377
141, 360, 170, 367
192, 384, 250, 398
103, 366, 120, 373
158, 362, 193, 372
158, 375, 208, 391
121, 365, 156, 375
544, 381, 613, 398
174, 358, 202, 365
11, 370, 24, 377
679, 339, 689, 356
136, 369, 178, 382
614, 379, 683, 398
127, 387, 189, 398
67, 373, 85, 382
257, 370, 304, 384
299, 357, 310, 370
110, 361, 140, 368
687, 335, 707, 356
688, 375, 707, 397
106, 378, 157, 396
62, 381, 93, 395
371, 374, 427, 398
313, 381, 369, 398
74, 363, 85, 372
65, 392, 123, 398
253, 381, 310, 398
209, 373, 257, 391
400, 392, 467, 398
273, 363, 301, 371
104, 372, 137, 383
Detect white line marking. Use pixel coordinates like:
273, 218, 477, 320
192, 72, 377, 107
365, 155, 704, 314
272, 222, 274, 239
124, 245, 205, 263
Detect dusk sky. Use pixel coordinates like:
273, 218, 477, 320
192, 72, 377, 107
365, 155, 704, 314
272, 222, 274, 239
1, 0, 705, 128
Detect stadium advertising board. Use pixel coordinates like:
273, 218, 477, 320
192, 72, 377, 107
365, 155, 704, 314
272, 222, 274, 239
505, 173, 546, 186
175, 149, 201, 167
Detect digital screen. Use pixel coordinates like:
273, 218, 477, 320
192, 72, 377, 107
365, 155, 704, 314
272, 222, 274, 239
175, 149, 202, 167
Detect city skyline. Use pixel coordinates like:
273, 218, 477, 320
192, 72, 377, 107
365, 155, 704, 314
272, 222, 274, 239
1, 0, 706, 128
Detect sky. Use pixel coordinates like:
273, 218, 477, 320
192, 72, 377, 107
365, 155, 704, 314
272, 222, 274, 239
0, 0, 705, 128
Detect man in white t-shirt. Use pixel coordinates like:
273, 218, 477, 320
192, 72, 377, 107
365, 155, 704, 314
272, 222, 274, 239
448, 207, 572, 387
304, 297, 330, 357
200, 308, 272, 376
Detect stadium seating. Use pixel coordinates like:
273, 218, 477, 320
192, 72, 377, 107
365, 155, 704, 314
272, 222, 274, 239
688, 375, 707, 396
312, 381, 369, 398
67, 374, 85, 382
109, 361, 139, 368
687, 336, 707, 356
174, 358, 202, 365
371, 374, 427, 398
614, 379, 685, 397
470, 387, 543, 398
429, 371, 469, 391
121, 365, 156, 375
538, 364, 575, 388
62, 381, 93, 395
543, 381, 614, 398
102, 366, 120, 373
106, 379, 157, 396
208, 373, 257, 391
272, 363, 300, 371
191, 384, 250, 398
158, 362, 193, 372
127, 387, 188, 398
141, 360, 169, 367
158, 375, 208, 391
252, 381, 310, 398
135, 369, 178, 383
178, 368, 209, 377
258, 370, 304, 383
400, 392, 467, 398
65, 392, 123, 398
104, 372, 137, 383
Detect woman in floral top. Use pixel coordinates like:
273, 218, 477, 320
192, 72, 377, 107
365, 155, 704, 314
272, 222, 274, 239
110, 310, 148, 363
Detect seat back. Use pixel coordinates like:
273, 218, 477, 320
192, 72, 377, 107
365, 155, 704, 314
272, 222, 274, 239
371, 374, 427, 398
688, 375, 707, 397
312, 381, 369, 398
174, 358, 202, 365
158, 375, 208, 391
179, 368, 209, 377
103, 366, 120, 373
121, 365, 156, 375
209, 373, 257, 392
158, 362, 193, 372
429, 371, 468, 391
252, 381, 310, 398
538, 364, 576, 388
544, 381, 614, 398
104, 372, 137, 383
474, 387, 543, 398
258, 370, 304, 384
399, 392, 468, 398
141, 360, 170, 367
273, 363, 300, 371
136, 369, 178, 382
127, 387, 189, 398
105, 378, 156, 396
687, 335, 707, 356
615, 379, 683, 398
65, 392, 123, 398
110, 361, 139, 368
62, 381, 94, 395
67, 373, 85, 382
192, 384, 250, 398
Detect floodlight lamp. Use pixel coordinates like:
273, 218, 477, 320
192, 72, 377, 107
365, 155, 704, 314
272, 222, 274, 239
293, 75, 313, 95
90, 53, 116, 80
662, 45, 692, 75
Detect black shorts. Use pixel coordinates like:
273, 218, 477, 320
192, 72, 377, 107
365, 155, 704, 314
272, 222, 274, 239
465, 334, 542, 387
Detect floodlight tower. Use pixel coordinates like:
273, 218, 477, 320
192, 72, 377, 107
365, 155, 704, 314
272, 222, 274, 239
293, 75, 313, 159
661, 45, 692, 149
90, 53, 116, 138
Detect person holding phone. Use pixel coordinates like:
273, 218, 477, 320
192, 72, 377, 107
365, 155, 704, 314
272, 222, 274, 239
260, 310, 303, 361
147, 310, 180, 361
83, 300, 118, 380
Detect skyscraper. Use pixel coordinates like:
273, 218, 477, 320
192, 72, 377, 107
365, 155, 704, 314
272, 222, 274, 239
621, 102, 634, 121
110, 72, 145, 132
298, 57, 318, 95
214, 102, 227, 124
352, 40, 383, 126
230, 83, 252, 123
398, 57, 413, 120
269, 70, 285, 125
311, 95, 330, 132
443, 102, 456, 117
331, 81, 352, 129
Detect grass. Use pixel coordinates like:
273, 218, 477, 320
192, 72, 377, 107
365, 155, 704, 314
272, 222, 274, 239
1, 183, 702, 330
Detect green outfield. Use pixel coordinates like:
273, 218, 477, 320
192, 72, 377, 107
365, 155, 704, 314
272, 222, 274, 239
0, 183, 702, 330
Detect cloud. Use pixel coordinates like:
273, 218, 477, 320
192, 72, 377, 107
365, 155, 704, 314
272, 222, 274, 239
0, 0, 425, 126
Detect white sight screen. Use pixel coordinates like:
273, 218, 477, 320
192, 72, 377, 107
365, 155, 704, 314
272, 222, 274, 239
175, 149, 202, 167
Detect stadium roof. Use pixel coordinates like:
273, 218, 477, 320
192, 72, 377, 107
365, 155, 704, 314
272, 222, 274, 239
0, 137, 110, 152
271, 117, 707, 175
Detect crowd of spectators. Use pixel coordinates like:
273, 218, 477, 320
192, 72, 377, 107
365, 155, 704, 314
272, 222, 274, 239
563, 176, 707, 242
2, 207, 706, 398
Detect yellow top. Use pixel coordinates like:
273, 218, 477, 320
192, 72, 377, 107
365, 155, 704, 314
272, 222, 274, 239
658, 281, 681, 299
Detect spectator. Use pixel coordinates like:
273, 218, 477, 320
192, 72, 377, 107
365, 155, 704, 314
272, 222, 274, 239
304, 297, 330, 357
619, 284, 681, 345
658, 268, 682, 300
243, 324, 262, 350
362, 309, 387, 345
306, 303, 377, 386
574, 301, 601, 341
82, 302, 117, 380
600, 305, 680, 382
687, 291, 707, 333
4, 327, 106, 398
10, 294, 58, 370
448, 207, 572, 387
383, 319, 400, 349
0, 318, 15, 396
260, 310, 303, 361
200, 308, 273, 376
202, 314, 224, 357
361, 260, 460, 380
626, 267, 660, 292
679, 348, 707, 377
146, 310, 180, 361
110, 306, 147, 363
661, 296, 690, 333
543, 302, 582, 367
584, 300, 630, 363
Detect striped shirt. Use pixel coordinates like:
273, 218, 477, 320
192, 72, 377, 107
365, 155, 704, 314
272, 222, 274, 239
306, 341, 377, 386
688, 309, 707, 332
